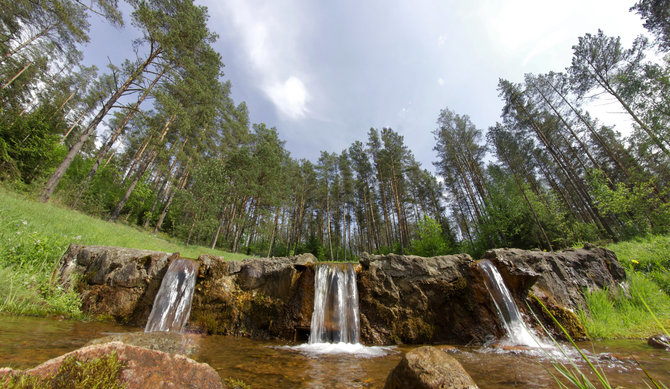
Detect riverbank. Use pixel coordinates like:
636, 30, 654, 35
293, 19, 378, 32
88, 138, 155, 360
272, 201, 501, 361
1, 188, 669, 339
0, 189, 247, 318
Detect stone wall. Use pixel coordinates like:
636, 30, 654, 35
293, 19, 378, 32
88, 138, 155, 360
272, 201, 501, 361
57, 244, 626, 345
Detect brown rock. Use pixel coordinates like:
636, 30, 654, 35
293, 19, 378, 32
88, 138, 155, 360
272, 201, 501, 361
1, 342, 222, 389
55, 244, 176, 325
87, 331, 201, 355
384, 346, 478, 389
648, 334, 670, 350
358, 253, 499, 345
484, 245, 626, 311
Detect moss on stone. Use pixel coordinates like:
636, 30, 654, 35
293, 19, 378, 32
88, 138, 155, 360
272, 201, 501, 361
528, 293, 588, 340
396, 315, 435, 343
223, 377, 250, 389
4, 352, 126, 389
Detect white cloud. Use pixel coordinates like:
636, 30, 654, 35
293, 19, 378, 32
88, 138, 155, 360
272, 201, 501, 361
267, 76, 310, 119
210, 0, 311, 120
437, 77, 445, 86
438, 35, 447, 46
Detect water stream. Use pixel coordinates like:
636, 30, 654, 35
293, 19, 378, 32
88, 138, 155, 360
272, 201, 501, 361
144, 258, 199, 333
289, 263, 390, 357
2, 315, 669, 388
478, 259, 546, 348
310, 263, 360, 344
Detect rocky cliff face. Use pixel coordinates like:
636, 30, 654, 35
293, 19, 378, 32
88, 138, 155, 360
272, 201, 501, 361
357, 253, 502, 345
189, 254, 316, 340
56, 244, 625, 345
57, 244, 175, 325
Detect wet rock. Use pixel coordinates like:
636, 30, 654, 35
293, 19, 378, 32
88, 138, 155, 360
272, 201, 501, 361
0, 342, 222, 389
358, 253, 500, 345
384, 346, 478, 389
87, 331, 201, 355
648, 334, 670, 350
290, 253, 317, 268
190, 257, 314, 340
55, 244, 176, 325
527, 290, 587, 341
484, 245, 625, 311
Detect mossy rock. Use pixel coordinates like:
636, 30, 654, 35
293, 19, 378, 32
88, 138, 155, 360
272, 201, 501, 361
528, 293, 587, 340
2, 352, 125, 389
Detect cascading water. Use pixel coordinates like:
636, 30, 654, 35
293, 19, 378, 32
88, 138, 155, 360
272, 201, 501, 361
283, 262, 389, 356
309, 263, 360, 344
144, 259, 199, 333
478, 259, 542, 347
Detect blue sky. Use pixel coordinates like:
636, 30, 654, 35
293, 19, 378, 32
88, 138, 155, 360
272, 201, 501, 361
83, 0, 647, 171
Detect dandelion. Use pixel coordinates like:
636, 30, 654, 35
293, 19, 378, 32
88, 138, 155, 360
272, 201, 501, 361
631, 259, 639, 265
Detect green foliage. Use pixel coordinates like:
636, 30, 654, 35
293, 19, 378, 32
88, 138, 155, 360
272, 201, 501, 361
0, 195, 83, 317
0, 112, 67, 184
590, 169, 670, 237
409, 216, 451, 257
4, 351, 126, 389
578, 271, 670, 338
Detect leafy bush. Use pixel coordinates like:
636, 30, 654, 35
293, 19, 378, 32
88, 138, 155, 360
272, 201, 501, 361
590, 169, 670, 237
0, 111, 67, 184
410, 216, 451, 257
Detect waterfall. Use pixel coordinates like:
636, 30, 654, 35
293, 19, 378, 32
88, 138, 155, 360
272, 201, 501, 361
478, 259, 540, 347
145, 259, 199, 333
309, 263, 360, 344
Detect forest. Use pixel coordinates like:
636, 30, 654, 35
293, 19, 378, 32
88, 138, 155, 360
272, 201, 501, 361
1, 0, 668, 261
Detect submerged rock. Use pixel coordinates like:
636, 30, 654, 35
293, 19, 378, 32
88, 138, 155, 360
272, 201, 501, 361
87, 331, 201, 355
0, 342, 222, 389
384, 346, 478, 389
648, 334, 670, 350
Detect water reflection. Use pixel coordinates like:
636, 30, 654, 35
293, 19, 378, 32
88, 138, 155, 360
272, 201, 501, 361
1, 315, 669, 388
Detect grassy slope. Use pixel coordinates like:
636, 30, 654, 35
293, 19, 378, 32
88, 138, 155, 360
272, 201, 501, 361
0, 188, 249, 260
0, 188, 250, 317
576, 235, 670, 339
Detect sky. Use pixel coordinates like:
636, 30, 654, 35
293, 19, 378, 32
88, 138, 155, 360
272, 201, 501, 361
83, 0, 648, 172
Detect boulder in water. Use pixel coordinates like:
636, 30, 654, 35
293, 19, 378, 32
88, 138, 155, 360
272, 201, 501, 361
0, 342, 222, 388
648, 334, 670, 350
384, 346, 478, 389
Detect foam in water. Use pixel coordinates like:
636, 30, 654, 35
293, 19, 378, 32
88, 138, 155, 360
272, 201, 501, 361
478, 259, 549, 348
145, 259, 199, 333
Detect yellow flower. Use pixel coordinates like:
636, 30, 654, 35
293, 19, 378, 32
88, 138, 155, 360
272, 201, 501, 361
631, 259, 639, 265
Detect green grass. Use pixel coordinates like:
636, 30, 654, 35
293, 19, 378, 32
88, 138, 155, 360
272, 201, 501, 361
0, 188, 249, 259
578, 271, 670, 339
607, 234, 670, 295
0, 188, 251, 318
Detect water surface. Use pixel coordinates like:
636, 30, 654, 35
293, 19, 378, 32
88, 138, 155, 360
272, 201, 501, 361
1, 315, 669, 388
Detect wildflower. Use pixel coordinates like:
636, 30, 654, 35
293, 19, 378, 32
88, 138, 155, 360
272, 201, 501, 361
631, 259, 639, 265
